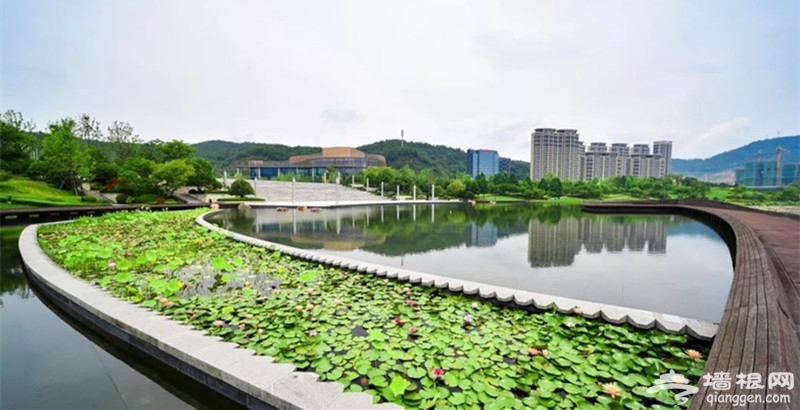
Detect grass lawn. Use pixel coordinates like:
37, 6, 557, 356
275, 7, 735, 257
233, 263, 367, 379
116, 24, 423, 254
0, 202, 34, 209
706, 187, 729, 201
38, 210, 709, 409
530, 196, 587, 205
600, 194, 642, 202
0, 176, 102, 207
475, 194, 526, 202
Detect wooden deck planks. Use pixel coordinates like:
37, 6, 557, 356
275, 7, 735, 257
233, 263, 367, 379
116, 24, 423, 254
582, 201, 799, 410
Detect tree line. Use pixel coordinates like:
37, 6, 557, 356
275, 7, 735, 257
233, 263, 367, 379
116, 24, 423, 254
0, 110, 220, 203
353, 165, 800, 203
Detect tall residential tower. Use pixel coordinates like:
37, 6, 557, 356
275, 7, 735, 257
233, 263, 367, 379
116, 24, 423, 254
530, 128, 584, 181
529, 128, 672, 181
653, 141, 673, 176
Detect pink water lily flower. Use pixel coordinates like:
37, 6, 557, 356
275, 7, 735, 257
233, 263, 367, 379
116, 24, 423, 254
464, 314, 474, 324
108, 261, 116, 269
409, 326, 418, 333
309, 330, 317, 336
393, 317, 402, 325
406, 300, 419, 307
432, 367, 444, 378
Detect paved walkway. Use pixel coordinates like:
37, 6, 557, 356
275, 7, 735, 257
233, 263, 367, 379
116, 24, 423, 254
190, 181, 438, 205
253, 180, 385, 202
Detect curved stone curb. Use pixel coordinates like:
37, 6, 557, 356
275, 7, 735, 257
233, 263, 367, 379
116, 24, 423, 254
197, 211, 718, 340
19, 223, 402, 410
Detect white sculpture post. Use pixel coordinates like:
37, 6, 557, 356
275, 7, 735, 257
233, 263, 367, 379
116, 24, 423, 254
396, 185, 400, 199
413, 185, 417, 201
336, 174, 341, 205
253, 169, 258, 193
351, 174, 355, 186
292, 176, 296, 204
381, 181, 384, 197
223, 170, 228, 188
366, 178, 370, 190
431, 184, 435, 201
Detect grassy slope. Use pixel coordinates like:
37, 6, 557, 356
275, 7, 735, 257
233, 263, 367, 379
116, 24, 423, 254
706, 187, 729, 201
0, 177, 89, 207
475, 194, 527, 202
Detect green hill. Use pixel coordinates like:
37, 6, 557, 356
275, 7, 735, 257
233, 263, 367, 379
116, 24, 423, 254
356, 139, 466, 176
193, 139, 530, 178
673, 135, 799, 175
192, 135, 800, 180
192, 140, 320, 172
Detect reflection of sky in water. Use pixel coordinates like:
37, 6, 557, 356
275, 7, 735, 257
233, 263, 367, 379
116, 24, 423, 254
211, 205, 733, 322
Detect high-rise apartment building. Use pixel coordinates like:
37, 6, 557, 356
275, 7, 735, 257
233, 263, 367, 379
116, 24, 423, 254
530, 128, 584, 181
632, 144, 650, 156
588, 142, 608, 153
530, 129, 672, 181
467, 149, 500, 178
583, 152, 620, 180
610, 143, 630, 156
652, 141, 673, 175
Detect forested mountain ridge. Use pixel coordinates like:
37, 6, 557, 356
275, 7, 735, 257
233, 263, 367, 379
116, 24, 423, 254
356, 139, 469, 176
192, 135, 800, 178
192, 140, 320, 171
673, 135, 799, 175
192, 138, 530, 178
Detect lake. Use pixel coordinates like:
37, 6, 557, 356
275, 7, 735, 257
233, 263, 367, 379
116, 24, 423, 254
209, 204, 733, 322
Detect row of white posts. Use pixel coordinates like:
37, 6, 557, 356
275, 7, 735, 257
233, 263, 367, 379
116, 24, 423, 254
250, 172, 437, 205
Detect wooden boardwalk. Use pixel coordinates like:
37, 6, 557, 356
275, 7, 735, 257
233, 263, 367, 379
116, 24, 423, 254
583, 200, 799, 409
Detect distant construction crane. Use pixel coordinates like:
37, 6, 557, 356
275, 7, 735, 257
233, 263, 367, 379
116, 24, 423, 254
776, 147, 790, 186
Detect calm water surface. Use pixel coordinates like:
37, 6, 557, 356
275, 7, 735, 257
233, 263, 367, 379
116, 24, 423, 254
1, 224, 241, 410
210, 204, 734, 322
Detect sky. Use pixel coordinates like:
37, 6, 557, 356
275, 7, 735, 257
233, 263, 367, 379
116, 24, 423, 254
2, 0, 798, 161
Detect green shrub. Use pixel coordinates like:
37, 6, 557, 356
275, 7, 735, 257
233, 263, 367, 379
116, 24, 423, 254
115, 193, 129, 204
229, 178, 255, 197
133, 193, 159, 203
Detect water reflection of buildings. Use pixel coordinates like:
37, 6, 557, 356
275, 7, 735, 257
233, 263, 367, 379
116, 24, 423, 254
527, 216, 672, 267
248, 207, 385, 250
467, 223, 498, 247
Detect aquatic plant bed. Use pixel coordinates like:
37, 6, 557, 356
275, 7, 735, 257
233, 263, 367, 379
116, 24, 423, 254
38, 210, 710, 409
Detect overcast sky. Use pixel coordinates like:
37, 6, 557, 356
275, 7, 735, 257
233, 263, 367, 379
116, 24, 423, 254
2, 0, 798, 160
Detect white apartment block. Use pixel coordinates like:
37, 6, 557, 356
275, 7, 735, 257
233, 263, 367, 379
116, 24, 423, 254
529, 128, 672, 181
530, 128, 584, 181
653, 141, 673, 175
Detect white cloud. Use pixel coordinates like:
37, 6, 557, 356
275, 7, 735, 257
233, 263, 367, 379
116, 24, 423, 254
320, 109, 359, 123
683, 117, 752, 159
1, 0, 797, 161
